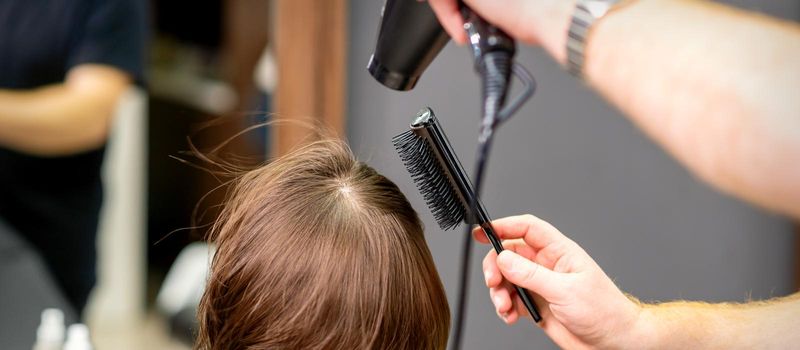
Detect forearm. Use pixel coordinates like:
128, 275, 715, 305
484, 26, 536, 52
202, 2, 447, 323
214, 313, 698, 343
632, 293, 800, 349
0, 65, 130, 156
0, 87, 106, 155
436, 0, 800, 214
582, 0, 800, 217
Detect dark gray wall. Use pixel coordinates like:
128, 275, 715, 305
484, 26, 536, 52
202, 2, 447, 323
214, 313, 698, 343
347, 1, 799, 349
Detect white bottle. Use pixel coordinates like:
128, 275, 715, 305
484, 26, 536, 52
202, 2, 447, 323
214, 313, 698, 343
63, 324, 93, 350
32, 308, 65, 350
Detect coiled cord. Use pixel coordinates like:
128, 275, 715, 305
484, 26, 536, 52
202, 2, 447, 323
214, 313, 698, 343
451, 50, 513, 350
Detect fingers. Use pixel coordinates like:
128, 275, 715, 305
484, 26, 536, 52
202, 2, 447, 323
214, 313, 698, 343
496, 250, 568, 303
484, 242, 549, 324
488, 214, 570, 250
489, 282, 520, 324
490, 284, 514, 315
472, 225, 490, 244
483, 250, 502, 287
476, 215, 574, 319
490, 282, 554, 325
483, 239, 536, 288
426, 0, 468, 44
503, 306, 520, 324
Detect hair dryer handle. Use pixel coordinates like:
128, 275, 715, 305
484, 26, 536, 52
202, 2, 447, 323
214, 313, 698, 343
459, 5, 516, 64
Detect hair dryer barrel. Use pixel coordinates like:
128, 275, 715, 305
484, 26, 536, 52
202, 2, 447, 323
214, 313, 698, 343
368, 0, 450, 91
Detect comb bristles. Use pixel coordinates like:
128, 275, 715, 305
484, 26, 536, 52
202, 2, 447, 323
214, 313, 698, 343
393, 131, 466, 230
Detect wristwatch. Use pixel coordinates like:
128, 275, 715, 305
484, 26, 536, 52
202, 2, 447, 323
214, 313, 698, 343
566, 0, 626, 77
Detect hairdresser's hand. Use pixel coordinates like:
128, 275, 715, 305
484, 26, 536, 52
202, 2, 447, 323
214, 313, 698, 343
427, 0, 575, 62
475, 214, 648, 349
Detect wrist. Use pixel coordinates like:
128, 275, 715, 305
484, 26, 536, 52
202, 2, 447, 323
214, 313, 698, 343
563, 0, 641, 78
601, 299, 661, 350
529, 0, 576, 65
624, 305, 663, 349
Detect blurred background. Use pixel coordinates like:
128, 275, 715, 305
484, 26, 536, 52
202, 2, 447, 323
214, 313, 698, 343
0, 0, 797, 349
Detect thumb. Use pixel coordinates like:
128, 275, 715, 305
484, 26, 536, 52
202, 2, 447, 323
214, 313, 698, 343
496, 250, 567, 303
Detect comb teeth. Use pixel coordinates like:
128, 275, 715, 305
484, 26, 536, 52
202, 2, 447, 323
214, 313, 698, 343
393, 130, 466, 230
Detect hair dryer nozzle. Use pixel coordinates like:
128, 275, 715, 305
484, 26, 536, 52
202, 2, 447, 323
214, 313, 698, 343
368, 0, 450, 91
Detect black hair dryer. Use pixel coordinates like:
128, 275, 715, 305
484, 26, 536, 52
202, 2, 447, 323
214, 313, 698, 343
367, 0, 450, 91
368, 0, 518, 95
368, 1, 540, 349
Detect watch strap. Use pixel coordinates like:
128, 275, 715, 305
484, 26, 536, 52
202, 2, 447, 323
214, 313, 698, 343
566, 0, 622, 77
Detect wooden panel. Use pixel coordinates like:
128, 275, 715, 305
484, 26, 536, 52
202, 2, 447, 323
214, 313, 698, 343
273, 0, 348, 156
223, 0, 271, 110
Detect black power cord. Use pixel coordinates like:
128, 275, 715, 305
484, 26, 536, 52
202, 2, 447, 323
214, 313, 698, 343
451, 52, 536, 350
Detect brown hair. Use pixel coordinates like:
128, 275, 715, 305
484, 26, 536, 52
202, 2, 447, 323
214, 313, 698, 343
196, 139, 450, 349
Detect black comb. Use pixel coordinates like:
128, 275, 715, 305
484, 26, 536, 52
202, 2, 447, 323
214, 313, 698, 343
393, 107, 542, 324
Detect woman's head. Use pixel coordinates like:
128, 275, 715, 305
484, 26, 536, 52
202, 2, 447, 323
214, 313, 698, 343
196, 139, 450, 349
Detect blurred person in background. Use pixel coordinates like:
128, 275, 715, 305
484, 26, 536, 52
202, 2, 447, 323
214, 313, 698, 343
0, 0, 146, 313
429, 0, 800, 348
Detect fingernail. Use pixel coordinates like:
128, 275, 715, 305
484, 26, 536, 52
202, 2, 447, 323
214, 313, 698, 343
484, 269, 492, 286
492, 295, 502, 308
